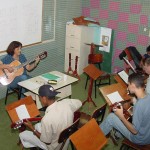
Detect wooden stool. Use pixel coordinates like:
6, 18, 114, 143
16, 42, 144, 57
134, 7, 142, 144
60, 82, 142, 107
83, 64, 104, 107
120, 139, 150, 150
94, 73, 111, 98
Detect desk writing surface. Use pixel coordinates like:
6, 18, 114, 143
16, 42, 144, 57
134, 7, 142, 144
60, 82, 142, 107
99, 83, 130, 106
18, 71, 78, 94
5, 96, 40, 123
83, 64, 104, 80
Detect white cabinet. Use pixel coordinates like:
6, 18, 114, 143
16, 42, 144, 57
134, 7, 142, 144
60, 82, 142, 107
64, 24, 95, 75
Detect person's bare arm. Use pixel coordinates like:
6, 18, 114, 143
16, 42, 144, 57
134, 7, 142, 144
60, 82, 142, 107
115, 105, 137, 134
25, 56, 40, 71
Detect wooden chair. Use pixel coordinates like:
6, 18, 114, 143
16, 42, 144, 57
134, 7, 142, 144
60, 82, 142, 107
23, 119, 80, 150
91, 103, 107, 125
88, 53, 103, 69
120, 139, 150, 150
78, 103, 107, 128
58, 118, 80, 150
5, 87, 21, 105
70, 118, 107, 150
94, 73, 111, 98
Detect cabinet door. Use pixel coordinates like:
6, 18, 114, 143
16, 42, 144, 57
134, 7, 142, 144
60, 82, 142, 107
65, 37, 81, 52
66, 24, 81, 40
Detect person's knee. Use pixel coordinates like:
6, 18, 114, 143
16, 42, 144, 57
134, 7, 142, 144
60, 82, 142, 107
107, 113, 118, 124
19, 131, 32, 139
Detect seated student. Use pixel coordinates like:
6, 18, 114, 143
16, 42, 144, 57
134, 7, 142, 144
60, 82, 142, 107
142, 57, 150, 94
19, 84, 82, 150
0, 41, 40, 95
143, 45, 150, 59
100, 73, 150, 145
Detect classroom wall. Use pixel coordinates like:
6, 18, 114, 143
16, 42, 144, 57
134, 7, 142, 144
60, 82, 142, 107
0, 0, 82, 99
81, 0, 150, 73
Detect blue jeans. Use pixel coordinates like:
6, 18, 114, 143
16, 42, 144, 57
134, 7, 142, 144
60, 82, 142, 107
100, 113, 131, 141
8, 74, 31, 98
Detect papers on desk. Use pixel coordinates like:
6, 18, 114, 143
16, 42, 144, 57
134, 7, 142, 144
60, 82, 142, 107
19, 80, 41, 90
15, 105, 30, 120
40, 73, 62, 82
118, 70, 128, 84
107, 91, 123, 104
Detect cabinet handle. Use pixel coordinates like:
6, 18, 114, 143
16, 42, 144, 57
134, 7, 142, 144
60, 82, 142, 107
70, 35, 74, 36
70, 47, 74, 48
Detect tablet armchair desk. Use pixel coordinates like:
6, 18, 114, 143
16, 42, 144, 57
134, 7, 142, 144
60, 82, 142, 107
18, 71, 78, 109
99, 83, 131, 111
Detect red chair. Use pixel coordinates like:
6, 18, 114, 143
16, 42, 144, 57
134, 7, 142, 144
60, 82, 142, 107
120, 139, 150, 150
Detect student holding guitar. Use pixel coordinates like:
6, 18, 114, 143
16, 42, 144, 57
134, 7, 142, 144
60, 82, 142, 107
19, 84, 82, 150
100, 73, 150, 145
0, 41, 40, 97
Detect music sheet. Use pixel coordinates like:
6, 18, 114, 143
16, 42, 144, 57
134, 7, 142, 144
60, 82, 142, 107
107, 91, 123, 104
15, 104, 30, 120
118, 70, 128, 84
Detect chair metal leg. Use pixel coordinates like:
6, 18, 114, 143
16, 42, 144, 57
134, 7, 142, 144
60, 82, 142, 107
95, 80, 96, 98
5, 88, 9, 105
85, 75, 89, 90
70, 141, 75, 150
120, 144, 129, 150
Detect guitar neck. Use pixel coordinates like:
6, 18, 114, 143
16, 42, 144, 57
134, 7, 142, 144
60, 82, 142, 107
14, 51, 47, 70
11, 117, 42, 129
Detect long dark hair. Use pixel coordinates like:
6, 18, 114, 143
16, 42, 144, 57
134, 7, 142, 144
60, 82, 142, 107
6, 41, 22, 56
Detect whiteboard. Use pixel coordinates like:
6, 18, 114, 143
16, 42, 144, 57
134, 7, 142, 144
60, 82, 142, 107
0, 0, 42, 51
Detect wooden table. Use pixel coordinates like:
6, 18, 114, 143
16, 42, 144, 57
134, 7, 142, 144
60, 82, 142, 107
18, 71, 78, 109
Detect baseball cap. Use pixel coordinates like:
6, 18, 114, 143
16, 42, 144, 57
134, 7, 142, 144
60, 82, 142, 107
38, 84, 60, 97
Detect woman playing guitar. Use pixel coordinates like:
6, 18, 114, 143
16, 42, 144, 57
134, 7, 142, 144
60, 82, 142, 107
0, 41, 40, 97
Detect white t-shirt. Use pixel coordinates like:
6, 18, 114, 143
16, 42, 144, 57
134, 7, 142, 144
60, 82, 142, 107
40, 99, 82, 150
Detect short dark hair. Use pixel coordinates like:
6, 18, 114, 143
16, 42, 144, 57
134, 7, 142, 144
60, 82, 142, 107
146, 45, 150, 52
6, 41, 22, 56
128, 73, 145, 88
143, 57, 150, 66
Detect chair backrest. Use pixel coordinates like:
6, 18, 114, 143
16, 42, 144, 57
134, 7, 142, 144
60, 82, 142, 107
70, 118, 107, 150
121, 139, 150, 150
91, 103, 107, 125
88, 53, 103, 64
58, 118, 80, 149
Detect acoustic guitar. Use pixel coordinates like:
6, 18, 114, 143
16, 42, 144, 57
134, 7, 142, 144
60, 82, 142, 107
0, 51, 47, 85
11, 117, 42, 129
110, 100, 133, 121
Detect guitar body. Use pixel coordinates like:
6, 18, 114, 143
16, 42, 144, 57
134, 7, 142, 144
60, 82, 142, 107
0, 60, 24, 85
111, 101, 132, 121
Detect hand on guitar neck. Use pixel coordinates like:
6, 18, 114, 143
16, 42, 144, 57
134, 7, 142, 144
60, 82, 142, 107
11, 117, 42, 129
0, 51, 47, 85
111, 102, 132, 120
